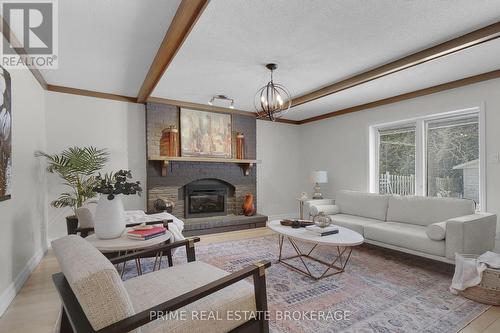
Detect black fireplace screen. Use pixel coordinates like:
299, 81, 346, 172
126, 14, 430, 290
185, 180, 228, 218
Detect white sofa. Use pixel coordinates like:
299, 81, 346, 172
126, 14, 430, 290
309, 190, 497, 263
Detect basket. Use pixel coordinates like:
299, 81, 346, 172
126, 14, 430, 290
458, 254, 500, 306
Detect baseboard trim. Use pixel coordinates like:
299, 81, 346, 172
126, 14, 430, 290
0, 246, 47, 317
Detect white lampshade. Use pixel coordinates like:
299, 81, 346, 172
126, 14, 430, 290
311, 170, 328, 184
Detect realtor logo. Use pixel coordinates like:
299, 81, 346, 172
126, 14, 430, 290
1, 0, 58, 69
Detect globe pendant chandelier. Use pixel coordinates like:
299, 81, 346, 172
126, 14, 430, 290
254, 63, 291, 121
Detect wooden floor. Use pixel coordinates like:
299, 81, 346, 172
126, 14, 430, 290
0, 227, 498, 333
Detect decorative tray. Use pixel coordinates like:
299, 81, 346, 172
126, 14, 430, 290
280, 219, 314, 228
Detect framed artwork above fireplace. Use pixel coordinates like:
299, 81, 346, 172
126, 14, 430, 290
180, 108, 232, 158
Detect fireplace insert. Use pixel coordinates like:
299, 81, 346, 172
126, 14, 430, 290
185, 179, 228, 218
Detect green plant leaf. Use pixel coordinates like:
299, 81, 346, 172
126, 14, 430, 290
36, 146, 109, 211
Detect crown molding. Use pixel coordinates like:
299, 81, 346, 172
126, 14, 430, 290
47, 85, 137, 103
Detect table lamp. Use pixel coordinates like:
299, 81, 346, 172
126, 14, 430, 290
311, 170, 328, 199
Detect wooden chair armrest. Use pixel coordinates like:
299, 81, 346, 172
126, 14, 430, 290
126, 219, 173, 228
109, 237, 200, 265
75, 220, 174, 238
98, 261, 272, 333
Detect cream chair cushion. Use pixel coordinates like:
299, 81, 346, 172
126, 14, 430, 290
52, 235, 136, 331
124, 261, 256, 333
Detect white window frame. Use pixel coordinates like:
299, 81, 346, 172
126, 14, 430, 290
369, 105, 486, 211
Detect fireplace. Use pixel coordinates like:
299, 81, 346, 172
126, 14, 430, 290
185, 179, 229, 218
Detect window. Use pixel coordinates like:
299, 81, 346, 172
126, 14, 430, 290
370, 108, 484, 210
426, 115, 479, 202
378, 125, 416, 195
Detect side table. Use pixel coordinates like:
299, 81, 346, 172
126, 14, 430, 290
86, 229, 174, 276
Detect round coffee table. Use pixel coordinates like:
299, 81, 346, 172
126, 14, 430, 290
267, 220, 364, 280
86, 229, 174, 275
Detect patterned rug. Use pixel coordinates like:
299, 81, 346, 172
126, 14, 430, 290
123, 235, 489, 333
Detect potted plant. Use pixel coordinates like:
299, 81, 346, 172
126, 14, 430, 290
92, 170, 142, 239
36, 147, 109, 234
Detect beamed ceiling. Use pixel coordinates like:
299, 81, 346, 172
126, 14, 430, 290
18, 0, 500, 123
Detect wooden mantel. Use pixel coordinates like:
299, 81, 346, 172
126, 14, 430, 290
149, 156, 261, 176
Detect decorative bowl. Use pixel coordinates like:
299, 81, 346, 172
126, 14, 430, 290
313, 212, 332, 228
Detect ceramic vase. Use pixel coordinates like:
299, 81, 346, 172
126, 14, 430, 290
242, 194, 255, 216
94, 194, 125, 239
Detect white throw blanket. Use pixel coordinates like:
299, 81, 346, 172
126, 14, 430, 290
450, 251, 500, 294
124, 210, 185, 242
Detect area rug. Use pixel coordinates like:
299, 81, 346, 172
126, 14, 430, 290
123, 235, 489, 333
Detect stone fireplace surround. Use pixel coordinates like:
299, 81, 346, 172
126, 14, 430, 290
147, 161, 256, 219
146, 102, 266, 235
184, 178, 233, 219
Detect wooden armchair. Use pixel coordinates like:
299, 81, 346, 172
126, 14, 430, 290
52, 235, 271, 333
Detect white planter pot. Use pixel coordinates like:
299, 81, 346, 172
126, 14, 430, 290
94, 194, 125, 239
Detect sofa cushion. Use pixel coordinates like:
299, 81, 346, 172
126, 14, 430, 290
75, 200, 98, 228
386, 195, 475, 226
336, 190, 388, 221
311, 204, 340, 216
364, 222, 445, 257
125, 261, 256, 333
52, 235, 136, 331
426, 221, 447, 240
330, 214, 383, 236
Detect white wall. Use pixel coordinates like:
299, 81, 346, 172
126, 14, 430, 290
0, 66, 47, 316
257, 120, 302, 219
299, 77, 500, 231
44, 92, 146, 240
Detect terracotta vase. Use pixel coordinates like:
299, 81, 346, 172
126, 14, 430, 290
242, 194, 255, 216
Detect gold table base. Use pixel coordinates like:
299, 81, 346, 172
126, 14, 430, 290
277, 235, 353, 280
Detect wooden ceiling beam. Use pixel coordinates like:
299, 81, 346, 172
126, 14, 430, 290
0, 15, 48, 89
136, 0, 209, 103
298, 69, 500, 125
147, 97, 301, 125
291, 21, 500, 108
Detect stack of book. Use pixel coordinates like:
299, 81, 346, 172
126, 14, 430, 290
305, 225, 339, 236
127, 226, 166, 240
